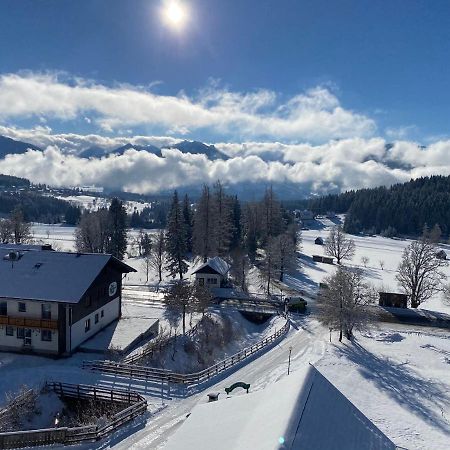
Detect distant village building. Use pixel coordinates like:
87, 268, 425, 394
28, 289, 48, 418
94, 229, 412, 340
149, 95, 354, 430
192, 256, 231, 288
0, 244, 135, 356
379, 292, 408, 309
312, 255, 334, 264
435, 249, 447, 260
315, 237, 324, 245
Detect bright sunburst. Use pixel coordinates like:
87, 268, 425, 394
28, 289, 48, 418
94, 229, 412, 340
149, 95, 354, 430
161, 1, 189, 31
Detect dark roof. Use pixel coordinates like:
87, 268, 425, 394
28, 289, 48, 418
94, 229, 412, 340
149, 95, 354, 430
192, 256, 230, 277
0, 245, 135, 304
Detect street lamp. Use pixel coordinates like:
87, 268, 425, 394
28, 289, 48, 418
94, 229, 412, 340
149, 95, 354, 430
288, 346, 293, 375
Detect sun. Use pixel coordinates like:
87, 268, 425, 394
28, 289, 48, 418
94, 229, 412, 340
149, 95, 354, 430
161, 1, 189, 31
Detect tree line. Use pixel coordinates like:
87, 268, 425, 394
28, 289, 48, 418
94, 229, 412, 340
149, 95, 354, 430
290, 175, 450, 237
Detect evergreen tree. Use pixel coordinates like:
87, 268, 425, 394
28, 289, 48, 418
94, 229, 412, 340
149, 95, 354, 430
106, 198, 128, 260
165, 191, 188, 279
182, 194, 194, 253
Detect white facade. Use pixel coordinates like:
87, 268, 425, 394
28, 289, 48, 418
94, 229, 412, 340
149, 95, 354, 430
0, 298, 59, 354
195, 273, 221, 287
67, 296, 120, 352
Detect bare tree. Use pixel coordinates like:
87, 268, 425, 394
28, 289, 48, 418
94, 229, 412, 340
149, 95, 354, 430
230, 248, 249, 293
325, 225, 355, 265
270, 232, 297, 281
316, 267, 376, 342
258, 244, 277, 297
361, 256, 369, 267
148, 230, 166, 284
164, 281, 194, 335
75, 209, 109, 253
7, 209, 31, 244
396, 237, 448, 308
379, 260, 385, 271
0, 219, 13, 243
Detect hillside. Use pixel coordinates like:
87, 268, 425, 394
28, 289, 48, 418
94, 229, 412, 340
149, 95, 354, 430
293, 175, 450, 236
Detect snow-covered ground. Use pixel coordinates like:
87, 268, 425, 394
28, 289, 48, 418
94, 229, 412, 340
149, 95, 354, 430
55, 195, 152, 214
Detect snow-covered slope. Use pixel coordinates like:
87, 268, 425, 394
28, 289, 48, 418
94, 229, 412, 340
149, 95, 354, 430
165, 364, 396, 450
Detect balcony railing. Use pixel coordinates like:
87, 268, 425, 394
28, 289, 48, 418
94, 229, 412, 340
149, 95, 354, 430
0, 315, 58, 330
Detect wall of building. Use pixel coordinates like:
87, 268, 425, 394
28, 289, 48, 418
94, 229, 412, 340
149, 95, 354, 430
195, 273, 221, 287
69, 296, 120, 351
0, 324, 59, 354
0, 298, 59, 354
0, 298, 58, 320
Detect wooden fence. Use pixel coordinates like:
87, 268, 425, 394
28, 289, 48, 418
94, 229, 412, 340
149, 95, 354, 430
83, 319, 290, 386
123, 317, 203, 365
0, 382, 147, 449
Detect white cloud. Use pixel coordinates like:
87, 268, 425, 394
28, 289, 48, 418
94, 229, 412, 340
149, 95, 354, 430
0, 73, 376, 141
1, 137, 449, 196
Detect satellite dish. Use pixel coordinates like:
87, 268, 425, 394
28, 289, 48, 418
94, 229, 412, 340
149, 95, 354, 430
109, 282, 118, 297
8, 251, 20, 261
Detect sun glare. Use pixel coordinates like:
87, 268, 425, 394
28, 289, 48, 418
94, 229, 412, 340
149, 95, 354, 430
162, 1, 189, 31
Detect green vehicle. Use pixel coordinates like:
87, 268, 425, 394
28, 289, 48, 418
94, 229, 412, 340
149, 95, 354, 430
286, 297, 308, 313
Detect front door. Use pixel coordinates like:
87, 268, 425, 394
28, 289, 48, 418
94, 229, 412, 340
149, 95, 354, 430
24, 329, 32, 346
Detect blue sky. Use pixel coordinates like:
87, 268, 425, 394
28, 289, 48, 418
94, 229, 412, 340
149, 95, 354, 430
1, 0, 450, 143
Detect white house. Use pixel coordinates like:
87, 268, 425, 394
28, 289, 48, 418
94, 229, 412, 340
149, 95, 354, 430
0, 244, 135, 356
192, 256, 231, 288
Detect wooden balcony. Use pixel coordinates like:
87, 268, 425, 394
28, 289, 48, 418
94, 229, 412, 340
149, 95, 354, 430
0, 315, 58, 330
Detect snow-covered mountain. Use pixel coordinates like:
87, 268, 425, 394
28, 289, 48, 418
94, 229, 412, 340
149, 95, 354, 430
0, 135, 42, 158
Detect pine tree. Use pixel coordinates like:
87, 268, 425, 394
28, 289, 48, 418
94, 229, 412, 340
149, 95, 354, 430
165, 191, 188, 279
106, 198, 128, 260
182, 194, 194, 253
193, 185, 217, 262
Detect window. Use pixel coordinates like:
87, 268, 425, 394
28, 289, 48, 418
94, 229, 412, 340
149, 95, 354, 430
207, 278, 218, 285
41, 304, 51, 320
198, 278, 204, 286
95, 313, 99, 324
41, 330, 52, 342
84, 318, 91, 332
0, 302, 7, 316
6, 326, 14, 336
86, 296, 91, 307
18, 302, 26, 313
17, 328, 24, 339
101, 310, 104, 318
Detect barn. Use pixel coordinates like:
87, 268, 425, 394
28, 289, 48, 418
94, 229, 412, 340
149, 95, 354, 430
0, 244, 135, 356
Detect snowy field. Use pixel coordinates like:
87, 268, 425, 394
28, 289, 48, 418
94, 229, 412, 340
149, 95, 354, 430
6, 219, 447, 449
55, 195, 152, 214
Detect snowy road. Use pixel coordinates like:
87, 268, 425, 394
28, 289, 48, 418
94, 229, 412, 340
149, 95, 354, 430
109, 316, 327, 450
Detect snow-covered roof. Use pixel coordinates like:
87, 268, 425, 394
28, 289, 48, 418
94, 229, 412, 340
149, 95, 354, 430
192, 256, 231, 277
165, 365, 396, 450
0, 244, 135, 304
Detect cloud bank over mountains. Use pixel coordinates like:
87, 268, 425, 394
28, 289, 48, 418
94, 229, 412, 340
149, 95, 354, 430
1, 125, 450, 196
0, 72, 450, 197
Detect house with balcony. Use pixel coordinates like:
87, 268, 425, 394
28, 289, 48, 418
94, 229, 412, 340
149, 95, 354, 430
0, 244, 135, 356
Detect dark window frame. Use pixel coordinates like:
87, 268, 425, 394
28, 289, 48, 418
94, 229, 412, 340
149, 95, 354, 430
41, 329, 52, 342
18, 302, 26, 313
6, 326, 14, 336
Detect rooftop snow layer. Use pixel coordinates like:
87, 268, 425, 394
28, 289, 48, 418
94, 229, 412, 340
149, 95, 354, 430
165, 365, 396, 450
0, 244, 135, 303
192, 256, 231, 277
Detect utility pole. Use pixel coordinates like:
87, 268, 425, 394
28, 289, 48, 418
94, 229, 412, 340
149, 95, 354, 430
287, 346, 293, 375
